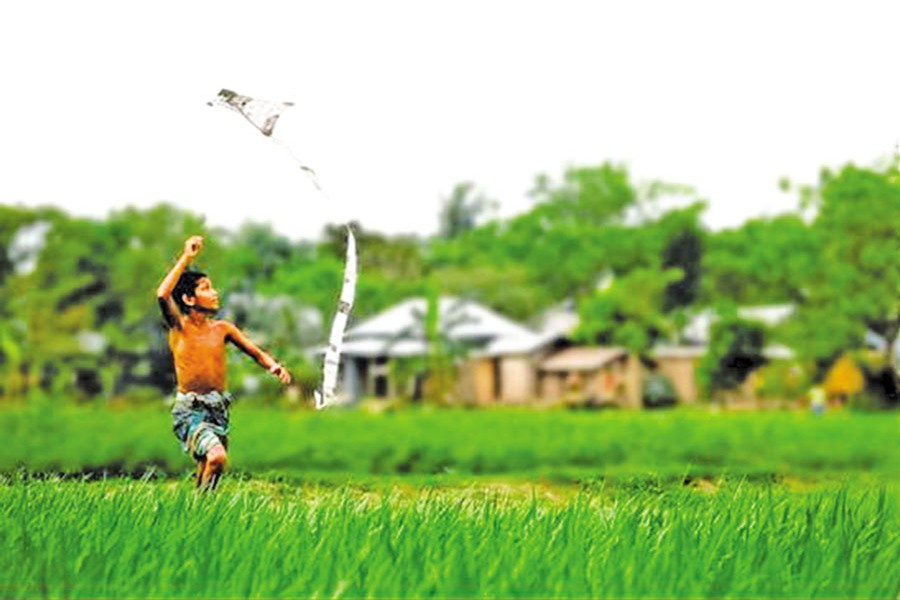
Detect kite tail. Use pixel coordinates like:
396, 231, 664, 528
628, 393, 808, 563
269, 137, 355, 409
315, 226, 357, 409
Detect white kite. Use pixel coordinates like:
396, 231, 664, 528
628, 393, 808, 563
208, 88, 357, 409
208, 88, 324, 191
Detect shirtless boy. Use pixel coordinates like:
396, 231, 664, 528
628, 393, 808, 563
157, 235, 292, 489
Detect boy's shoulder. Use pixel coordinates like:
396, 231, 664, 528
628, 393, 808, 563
173, 319, 236, 336
213, 319, 239, 334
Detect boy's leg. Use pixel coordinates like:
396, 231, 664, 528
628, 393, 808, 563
195, 460, 205, 488
201, 443, 227, 491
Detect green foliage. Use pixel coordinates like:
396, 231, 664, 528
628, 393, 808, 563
388, 356, 426, 399
321, 221, 429, 321
698, 311, 767, 396
792, 163, 900, 368
426, 162, 672, 309
258, 249, 344, 322
2, 479, 897, 598
703, 215, 821, 305
528, 163, 637, 227
425, 264, 549, 322
0, 204, 437, 400
576, 267, 683, 352
218, 222, 296, 290
322, 221, 423, 280
2, 405, 899, 597
422, 283, 455, 402
3, 155, 898, 404
753, 361, 811, 400
427, 166, 708, 348
7, 204, 217, 398
573, 202, 709, 353
661, 227, 704, 311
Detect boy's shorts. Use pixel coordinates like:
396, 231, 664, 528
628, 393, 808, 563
171, 391, 233, 461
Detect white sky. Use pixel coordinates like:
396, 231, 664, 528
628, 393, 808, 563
1, 1, 898, 241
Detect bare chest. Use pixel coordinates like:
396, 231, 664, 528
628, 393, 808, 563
170, 323, 228, 358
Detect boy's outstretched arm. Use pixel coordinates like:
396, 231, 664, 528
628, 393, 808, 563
157, 236, 203, 329
224, 323, 293, 385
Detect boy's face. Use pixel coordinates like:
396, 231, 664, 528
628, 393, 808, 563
187, 277, 220, 312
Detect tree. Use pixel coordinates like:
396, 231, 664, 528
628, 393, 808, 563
0, 206, 56, 396
575, 267, 683, 353
0, 204, 218, 398
703, 215, 820, 305
787, 161, 900, 376
438, 182, 496, 239
425, 263, 548, 323
574, 203, 708, 354
654, 203, 707, 312
321, 221, 423, 280
427, 163, 708, 346
513, 163, 646, 301
697, 310, 767, 397
528, 163, 637, 227
218, 222, 295, 290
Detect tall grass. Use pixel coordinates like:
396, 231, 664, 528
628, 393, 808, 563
2, 404, 898, 480
1, 479, 897, 598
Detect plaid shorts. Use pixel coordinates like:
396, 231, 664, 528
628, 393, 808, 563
171, 391, 233, 460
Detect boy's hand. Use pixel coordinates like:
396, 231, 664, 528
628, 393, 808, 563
269, 363, 292, 385
184, 236, 204, 259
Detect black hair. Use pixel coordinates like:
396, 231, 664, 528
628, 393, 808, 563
172, 270, 208, 315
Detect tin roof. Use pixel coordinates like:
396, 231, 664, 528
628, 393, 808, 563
335, 296, 542, 358
346, 296, 537, 342
337, 338, 428, 358
539, 347, 628, 372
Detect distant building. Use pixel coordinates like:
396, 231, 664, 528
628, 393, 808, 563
329, 297, 889, 406
537, 346, 637, 407
533, 301, 707, 406
330, 296, 715, 407
333, 297, 544, 403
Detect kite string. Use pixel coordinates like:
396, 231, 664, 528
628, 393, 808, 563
270, 136, 356, 228
270, 137, 331, 200
210, 89, 355, 408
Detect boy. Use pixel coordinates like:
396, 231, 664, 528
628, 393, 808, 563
157, 235, 292, 489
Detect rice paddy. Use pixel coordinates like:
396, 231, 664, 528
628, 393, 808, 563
2, 405, 899, 598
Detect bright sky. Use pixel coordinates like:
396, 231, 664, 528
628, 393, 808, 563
1, 1, 898, 241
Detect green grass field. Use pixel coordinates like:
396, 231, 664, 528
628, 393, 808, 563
2, 479, 898, 598
2, 404, 899, 598
3, 404, 898, 481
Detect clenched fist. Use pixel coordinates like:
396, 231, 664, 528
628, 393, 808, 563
184, 236, 204, 259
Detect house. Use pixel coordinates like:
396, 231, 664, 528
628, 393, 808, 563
334, 296, 544, 403
650, 345, 708, 404
537, 346, 639, 407
532, 301, 707, 406
330, 297, 804, 407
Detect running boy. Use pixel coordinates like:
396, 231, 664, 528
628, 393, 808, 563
157, 235, 292, 489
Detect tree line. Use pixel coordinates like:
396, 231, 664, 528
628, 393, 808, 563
1, 157, 897, 404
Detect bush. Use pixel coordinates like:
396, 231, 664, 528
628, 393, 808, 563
753, 361, 810, 400
697, 314, 767, 396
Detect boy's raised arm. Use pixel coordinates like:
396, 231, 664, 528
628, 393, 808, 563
157, 236, 203, 328
224, 323, 293, 385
